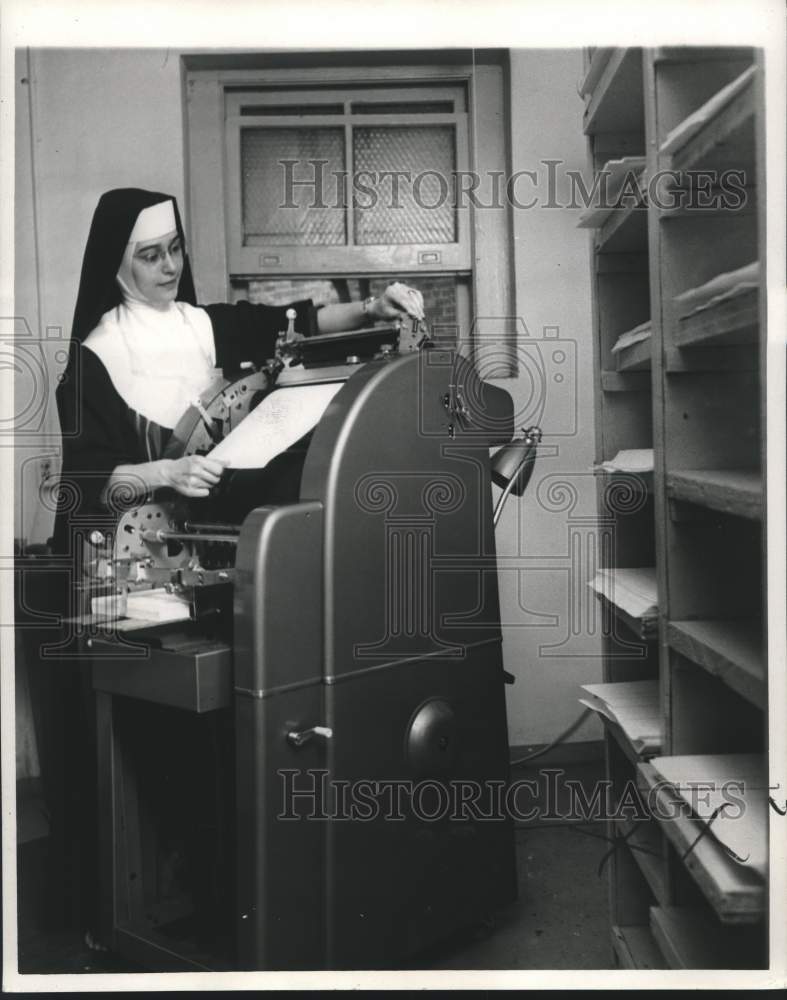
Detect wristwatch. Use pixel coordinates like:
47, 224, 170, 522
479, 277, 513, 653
362, 295, 377, 319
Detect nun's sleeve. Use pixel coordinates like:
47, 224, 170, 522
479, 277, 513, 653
203, 299, 318, 373
55, 346, 142, 532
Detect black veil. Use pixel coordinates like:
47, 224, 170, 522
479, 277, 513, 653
69, 188, 197, 346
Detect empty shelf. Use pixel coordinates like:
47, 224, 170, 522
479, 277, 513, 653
583, 48, 645, 135
595, 199, 648, 254
650, 905, 765, 970
600, 371, 651, 393
579, 48, 615, 97
666, 469, 762, 520
611, 924, 668, 970
662, 66, 757, 173
667, 619, 765, 709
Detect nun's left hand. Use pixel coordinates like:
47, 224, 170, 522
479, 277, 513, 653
370, 282, 425, 322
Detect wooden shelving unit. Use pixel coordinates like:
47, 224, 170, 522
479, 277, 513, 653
581, 46, 768, 970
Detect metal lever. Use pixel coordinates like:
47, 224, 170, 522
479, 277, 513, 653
287, 725, 333, 748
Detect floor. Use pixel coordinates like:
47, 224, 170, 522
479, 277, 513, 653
15, 758, 612, 977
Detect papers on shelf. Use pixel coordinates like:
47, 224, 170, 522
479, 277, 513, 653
579, 680, 662, 755
596, 449, 654, 475
661, 65, 757, 156
577, 157, 647, 229
674, 261, 759, 320
209, 382, 343, 469
92, 588, 192, 623
589, 568, 658, 625
611, 320, 652, 354
649, 754, 767, 879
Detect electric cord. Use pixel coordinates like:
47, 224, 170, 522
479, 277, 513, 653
513, 819, 663, 871
509, 709, 593, 767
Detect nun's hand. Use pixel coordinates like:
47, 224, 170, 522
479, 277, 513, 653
161, 455, 228, 497
370, 282, 425, 322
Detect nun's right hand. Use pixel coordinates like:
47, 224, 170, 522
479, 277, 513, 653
161, 455, 228, 497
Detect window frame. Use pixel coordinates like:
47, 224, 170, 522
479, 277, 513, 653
183, 53, 516, 374
224, 85, 471, 274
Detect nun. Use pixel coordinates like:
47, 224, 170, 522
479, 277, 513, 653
42, 187, 425, 955
54, 187, 425, 553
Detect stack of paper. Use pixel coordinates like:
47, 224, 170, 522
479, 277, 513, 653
124, 589, 192, 623
611, 320, 652, 355
596, 449, 654, 475
580, 680, 662, 755
577, 157, 647, 229
661, 65, 757, 156
674, 261, 759, 320
649, 754, 767, 879
589, 568, 659, 634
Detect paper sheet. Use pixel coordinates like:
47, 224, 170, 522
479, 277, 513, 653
597, 449, 654, 474
92, 589, 192, 623
209, 382, 343, 469
611, 320, 652, 354
577, 157, 647, 229
661, 65, 757, 156
650, 754, 767, 878
674, 261, 759, 318
580, 680, 662, 755
588, 568, 658, 623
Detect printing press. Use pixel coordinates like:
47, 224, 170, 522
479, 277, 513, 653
80, 313, 522, 971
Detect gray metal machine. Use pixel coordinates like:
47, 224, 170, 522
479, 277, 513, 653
84, 320, 519, 970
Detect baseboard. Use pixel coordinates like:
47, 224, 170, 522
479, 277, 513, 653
508, 738, 605, 768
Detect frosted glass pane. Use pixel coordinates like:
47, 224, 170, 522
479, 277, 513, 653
353, 125, 456, 245
241, 128, 346, 246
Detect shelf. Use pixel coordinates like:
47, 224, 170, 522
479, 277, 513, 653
601, 715, 654, 767
601, 370, 651, 393
664, 67, 757, 173
584, 48, 644, 135
675, 287, 759, 348
611, 924, 667, 970
653, 47, 755, 65
666, 469, 762, 521
667, 619, 765, 709
650, 905, 765, 970
590, 568, 658, 643
597, 468, 653, 496
637, 763, 766, 924
580, 48, 614, 97
616, 334, 651, 373
595, 201, 648, 254
664, 344, 758, 374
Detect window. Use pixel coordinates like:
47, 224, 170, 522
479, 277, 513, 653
224, 85, 470, 276
184, 53, 514, 373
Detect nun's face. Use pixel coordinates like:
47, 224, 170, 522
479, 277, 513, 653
130, 230, 184, 306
